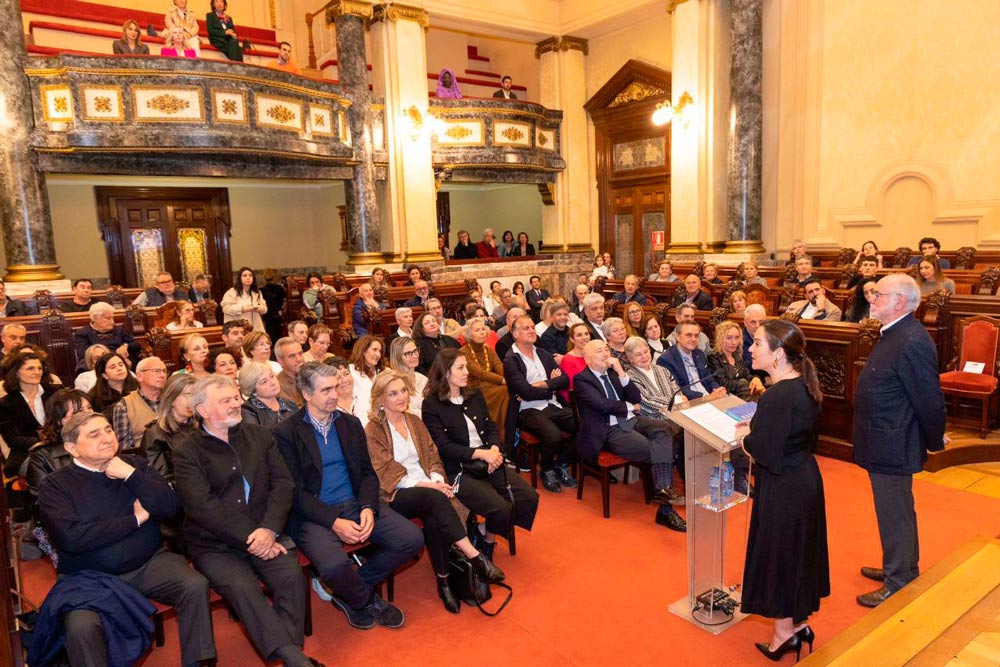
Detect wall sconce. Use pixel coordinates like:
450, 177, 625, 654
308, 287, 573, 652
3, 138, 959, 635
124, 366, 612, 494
652, 91, 694, 128
399, 105, 445, 141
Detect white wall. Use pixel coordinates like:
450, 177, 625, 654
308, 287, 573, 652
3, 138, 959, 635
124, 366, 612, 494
441, 184, 544, 247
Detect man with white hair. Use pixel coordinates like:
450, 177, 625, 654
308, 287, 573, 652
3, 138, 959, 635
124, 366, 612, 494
385, 306, 414, 347
131, 271, 188, 307
476, 228, 499, 258
173, 376, 322, 667
581, 293, 607, 342
742, 304, 768, 378
1, 323, 27, 360
72, 302, 140, 371
403, 280, 431, 308
854, 274, 946, 608
111, 356, 167, 451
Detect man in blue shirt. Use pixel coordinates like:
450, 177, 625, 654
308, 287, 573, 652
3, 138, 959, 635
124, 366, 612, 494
273, 363, 422, 630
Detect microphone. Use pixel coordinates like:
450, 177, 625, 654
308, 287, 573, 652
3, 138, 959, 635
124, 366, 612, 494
656, 354, 728, 409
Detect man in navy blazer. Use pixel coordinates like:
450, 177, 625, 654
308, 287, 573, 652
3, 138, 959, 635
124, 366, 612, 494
612, 274, 649, 306
525, 275, 550, 322
669, 274, 715, 310
574, 341, 686, 531
502, 315, 577, 493
272, 362, 422, 630
853, 275, 946, 608
657, 322, 728, 401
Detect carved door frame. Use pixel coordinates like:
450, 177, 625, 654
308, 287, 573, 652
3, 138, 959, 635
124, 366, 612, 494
585, 60, 672, 277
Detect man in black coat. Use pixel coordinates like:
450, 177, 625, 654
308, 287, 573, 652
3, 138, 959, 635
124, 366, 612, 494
0, 279, 32, 316
612, 274, 649, 306
502, 316, 577, 493
173, 376, 323, 667
272, 362, 422, 630
525, 275, 549, 322
38, 412, 216, 667
854, 274, 946, 608
669, 274, 715, 310
574, 341, 685, 531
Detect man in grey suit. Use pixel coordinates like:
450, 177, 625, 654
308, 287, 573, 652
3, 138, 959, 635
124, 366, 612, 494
785, 278, 843, 322
853, 274, 946, 607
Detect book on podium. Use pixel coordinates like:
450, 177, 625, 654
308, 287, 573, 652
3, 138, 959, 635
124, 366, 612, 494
668, 393, 752, 634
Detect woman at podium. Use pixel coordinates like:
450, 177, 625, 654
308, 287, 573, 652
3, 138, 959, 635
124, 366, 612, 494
736, 320, 829, 661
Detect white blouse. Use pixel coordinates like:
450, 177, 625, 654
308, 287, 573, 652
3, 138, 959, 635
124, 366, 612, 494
390, 420, 444, 489
449, 395, 485, 449
350, 365, 376, 426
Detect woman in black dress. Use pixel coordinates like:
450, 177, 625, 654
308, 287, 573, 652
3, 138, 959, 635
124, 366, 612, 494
736, 319, 829, 661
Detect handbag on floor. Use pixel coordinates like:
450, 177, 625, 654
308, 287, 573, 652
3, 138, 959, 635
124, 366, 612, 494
447, 549, 512, 617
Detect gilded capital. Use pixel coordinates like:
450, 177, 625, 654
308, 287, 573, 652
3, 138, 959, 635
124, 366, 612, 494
371, 3, 430, 28
326, 1, 374, 25
535, 36, 561, 58
535, 36, 588, 58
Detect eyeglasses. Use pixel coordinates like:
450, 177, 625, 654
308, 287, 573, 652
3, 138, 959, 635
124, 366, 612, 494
402, 350, 419, 357
871, 291, 900, 300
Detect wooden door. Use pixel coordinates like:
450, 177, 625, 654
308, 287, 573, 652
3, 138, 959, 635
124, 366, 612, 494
610, 183, 669, 277
96, 187, 233, 300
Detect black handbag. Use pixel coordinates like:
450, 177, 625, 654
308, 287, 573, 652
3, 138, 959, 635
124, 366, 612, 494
460, 446, 495, 479
446, 549, 512, 617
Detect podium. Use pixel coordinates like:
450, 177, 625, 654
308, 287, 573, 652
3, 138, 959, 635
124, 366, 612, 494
668, 394, 750, 634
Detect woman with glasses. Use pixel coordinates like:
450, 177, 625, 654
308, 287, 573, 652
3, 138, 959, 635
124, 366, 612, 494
166, 300, 204, 331
387, 337, 428, 417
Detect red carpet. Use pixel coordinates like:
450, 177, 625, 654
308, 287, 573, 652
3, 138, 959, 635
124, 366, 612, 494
20, 457, 1000, 666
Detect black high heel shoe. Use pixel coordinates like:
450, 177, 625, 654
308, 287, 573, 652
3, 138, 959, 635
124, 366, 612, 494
437, 577, 461, 614
796, 625, 815, 653
755, 634, 802, 662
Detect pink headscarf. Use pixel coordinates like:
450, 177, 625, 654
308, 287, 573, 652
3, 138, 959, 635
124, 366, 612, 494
435, 68, 462, 99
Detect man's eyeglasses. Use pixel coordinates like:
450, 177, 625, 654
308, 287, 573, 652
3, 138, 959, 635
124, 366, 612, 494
871, 291, 900, 300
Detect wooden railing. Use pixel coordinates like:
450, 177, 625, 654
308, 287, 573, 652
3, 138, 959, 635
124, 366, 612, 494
305, 0, 338, 70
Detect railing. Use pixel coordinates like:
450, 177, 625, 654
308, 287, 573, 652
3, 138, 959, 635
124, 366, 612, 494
305, 0, 339, 70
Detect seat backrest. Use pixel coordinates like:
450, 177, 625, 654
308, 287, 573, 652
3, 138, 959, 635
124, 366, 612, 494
959, 317, 1000, 374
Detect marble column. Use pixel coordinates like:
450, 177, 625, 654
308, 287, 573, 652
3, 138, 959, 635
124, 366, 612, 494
330, 2, 381, 266
0, 0, 62, 281
368, 3, 439, 264
725, 0, 765, 254
536, 36, 593, 254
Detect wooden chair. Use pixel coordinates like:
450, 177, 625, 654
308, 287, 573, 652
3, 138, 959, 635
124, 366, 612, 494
940, 315, 1000, 438
576, 452, 653, 519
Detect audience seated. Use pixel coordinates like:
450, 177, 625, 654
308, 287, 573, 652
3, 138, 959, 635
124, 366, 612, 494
915, 255, 956, 295
538, 302, 571, 360
574, 339, 686, 531
0, 279, 31, 317
88, 352, 138, 417
435, 68, 462, 99
786, 278, 843, 321
110, 356, 167, 452
206, 347, 240, 382
268, 41, 302, 75
1, 323, 28, 362
742, 305, 768, 382
503, 316, 578, 493
451, 229, 478, 259
414, 312, 459, 375
497, 231, 515, 258
907, 236, 951, 269
206, 0, 244, 62
162, 29, 197, 58
404, 281, 431, 309
159, 0, 201, 54
789, 256, 816, 286
243, 330, 282, 375
303, 324, 334, 363
188, 274, 213, 303
172, 376, 320, 667
639, 314, 670, 356
613, 274, 649, 305
622, 301, 645, 337
706, 321, 764, 400
847, 257, 879, 289
403, 266, 424, 287
602, 317, 630, 371
741, 261, 768, 286
386, 337, 428, 418
493, 307, 524, 362
482, 280, 503, 316
665, 304, 710, 352
272, 363, 422, 631
729, 291, 749, 317
648, 260, 678, 283
426, 298, 461, 339
624, 335, 684, 416
590, 254, 611, 283
275, 336, 305, 407
845, 279, 878, 323
221, 267, 267, 332
511, 232, 536, 257
113, 19, 150, 55
141, 373, 197, 487
851, 240, 883, 269
490, 287, 514, 325
239, 360, 297, 427
459, 317, 509, 439
175, 334, 211, 379
703, 263, 723, 285
166, 300, 203, 331
557, 322, 592, 404
74, 303, 141, 371
348, 335, 385, 425
27, 389, 93, 512
524, 275, 549, 321
657, 321, 727, 402
385, 306, 415, 348
581, 293, 607, 342
37, 412, 216, 667
353, 284, 386, 337
288, 320, 310, 348
133, 271, 188, 307
60, 279, 94, 313
365, 371, 505, 614
670, 275, 714, 310
476, 228, 499, 258
72, 344, 110, 393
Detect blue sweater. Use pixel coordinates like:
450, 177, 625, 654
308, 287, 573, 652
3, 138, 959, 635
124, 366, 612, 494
38, 455, 178, 574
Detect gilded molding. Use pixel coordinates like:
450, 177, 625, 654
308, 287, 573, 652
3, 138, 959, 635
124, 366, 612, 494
326, 1, 374, 25
535, 37, 560, 58
534, 35, 588, 58
268, 0, 276, 28
370, 3, 430, 28
608, 81, 667, 107
666, 0, 691, 13
34, 145, 360, 164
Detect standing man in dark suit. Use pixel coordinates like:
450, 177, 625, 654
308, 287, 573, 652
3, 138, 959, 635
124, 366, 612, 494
503, 316, 577, 493
173, 376, 324, 667
669, 275, 715, 310
574, 340, 686, 531
854, 274, 946, 608
492, 75, 518, 99
207, 0, 244, 61
272, 362, 422, 630
657, 322, 727, 401
612, 274, 649, 305
525, 275, 549, 323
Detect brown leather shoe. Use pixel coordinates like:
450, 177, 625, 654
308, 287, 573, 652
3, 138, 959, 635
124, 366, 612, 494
860, 566, 885, 582
857, 586, 893, 608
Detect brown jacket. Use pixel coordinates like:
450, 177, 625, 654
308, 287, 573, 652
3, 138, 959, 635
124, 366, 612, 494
461, 342, 505, 387
364, 413, 447, 503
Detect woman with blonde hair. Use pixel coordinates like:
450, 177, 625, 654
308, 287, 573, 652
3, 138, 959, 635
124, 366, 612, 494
729, 290, 749, 317
365, 371, 504, 614
387, 337, 428, 417
113, 19, 150, 54
174, 334, 210, 379
160, 0, 201, 55
707, 320, 764, 400
242, 331, 282, 375
161, 26, 196, 58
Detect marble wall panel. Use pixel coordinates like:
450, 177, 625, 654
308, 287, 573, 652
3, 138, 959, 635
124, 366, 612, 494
436, 120, 485, 147
132, 86, 205, 123
211, 90, 248, 125
493, 121, 532, 147
80, 85, 123, 122
256, 94, 305, 132
39, 85, 73, 124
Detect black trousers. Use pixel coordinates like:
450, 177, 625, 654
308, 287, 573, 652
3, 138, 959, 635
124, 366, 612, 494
192, 547, 305, 662
517, 404, 577, 470
390, 487, 467, 575
869, 472, 920, 592
294, 499, 423, 609
64, 549, 216, 667
213, 37, 244, 61
455, 467, 539, 536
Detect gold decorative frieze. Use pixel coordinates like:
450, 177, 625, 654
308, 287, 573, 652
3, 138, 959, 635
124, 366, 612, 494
494, 121, 531, 147
325, 0, 374, 24
211, 89, 248, 125
257, 94, 304, 132
80, 85, 123, 121
310, 104, 334, 136
535, 35, 589, 58
609, 81, 668, 108
436, 119, 484, 147
133, 86, 204, 122
535, 36, 560, 58
40, 84, 73, 123
536, 128, 556, 151
370, 3, 430, 28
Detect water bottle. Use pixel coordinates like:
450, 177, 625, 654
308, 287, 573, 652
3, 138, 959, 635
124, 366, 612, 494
709, 465, 722, 505
721, 453, 735, 498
